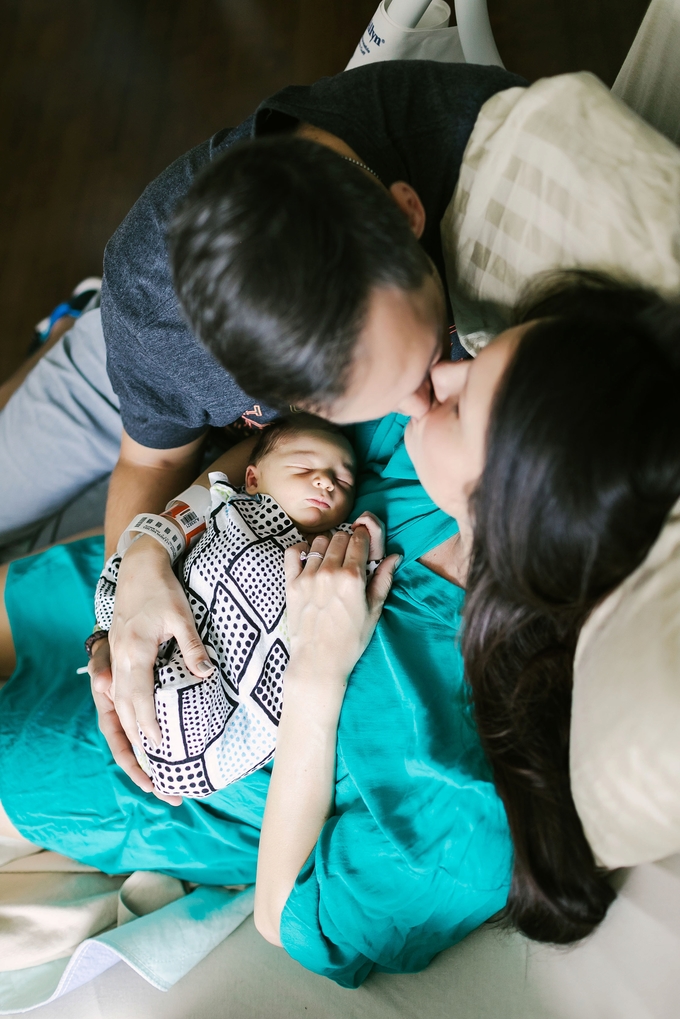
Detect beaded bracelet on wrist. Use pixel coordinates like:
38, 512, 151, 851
84, 628, 109, 659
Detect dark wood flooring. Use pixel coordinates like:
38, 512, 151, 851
0, 0, 650, 383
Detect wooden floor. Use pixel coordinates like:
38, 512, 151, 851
0, 0, 650, 383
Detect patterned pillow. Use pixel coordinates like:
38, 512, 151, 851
571, 498, 680, 868
442, 71, 680, 353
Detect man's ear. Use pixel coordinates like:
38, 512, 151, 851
389, 182, 426, 239
244, 464, 259, 494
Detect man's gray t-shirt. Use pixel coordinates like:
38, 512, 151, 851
101, 60, 526, 450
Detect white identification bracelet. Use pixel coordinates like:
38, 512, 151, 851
117, 513, 186, 564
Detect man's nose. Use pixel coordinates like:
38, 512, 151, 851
397, 378, 432, 420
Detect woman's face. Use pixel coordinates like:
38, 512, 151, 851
405, 327, 526, 524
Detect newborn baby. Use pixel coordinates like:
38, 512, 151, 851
95, 415, 383, 798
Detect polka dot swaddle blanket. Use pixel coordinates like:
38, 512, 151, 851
95, 473, 373, 798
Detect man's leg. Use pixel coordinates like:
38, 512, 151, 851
0, 306, 122, 550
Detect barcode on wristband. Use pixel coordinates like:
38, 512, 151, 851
178, 508, 200, 529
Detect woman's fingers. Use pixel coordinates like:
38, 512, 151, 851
114, 684, 148, 749
91, 675, 154, 794
285, 542, 309, 584
89, 637, 113, 699
302, 533, 332, 573
342, 525, 370, 573
152, 788, 183, 807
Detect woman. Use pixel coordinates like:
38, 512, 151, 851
406, 271, 680, 945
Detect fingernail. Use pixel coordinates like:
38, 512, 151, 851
196, 659, 214, 676
396, 556, 403, 567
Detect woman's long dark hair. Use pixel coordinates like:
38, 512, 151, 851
463, 272, 680, 944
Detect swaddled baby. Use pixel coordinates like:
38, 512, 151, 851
94, 415, 384, 798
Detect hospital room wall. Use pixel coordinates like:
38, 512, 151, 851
0, 0, 650, 386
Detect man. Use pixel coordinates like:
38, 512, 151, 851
1, 59, 525, 783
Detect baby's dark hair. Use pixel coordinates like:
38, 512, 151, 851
248, 413, 352, 467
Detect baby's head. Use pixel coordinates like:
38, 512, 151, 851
245, 414, 356, 532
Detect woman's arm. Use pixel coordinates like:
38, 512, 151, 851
254, 528, 398, 944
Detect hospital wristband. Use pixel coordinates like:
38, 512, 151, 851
116, 485, 213, 565
117, 512, 186, 564
162, 496, 208, 548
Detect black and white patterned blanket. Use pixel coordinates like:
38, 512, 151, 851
95, 474, 366, 799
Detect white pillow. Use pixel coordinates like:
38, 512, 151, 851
571, 499, 680, 869
441, 71, 680, 353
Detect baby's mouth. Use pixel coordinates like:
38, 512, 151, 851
306, 496, 331, 510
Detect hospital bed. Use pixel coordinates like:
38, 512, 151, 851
3, 1, 680, 1015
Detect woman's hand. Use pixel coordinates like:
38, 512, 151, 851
89, 636, 155, 794
89, 629, 184, 805
255, 525, 398, 946
284, 526, 397, 688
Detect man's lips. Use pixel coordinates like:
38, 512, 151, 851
306, 497, 331, 509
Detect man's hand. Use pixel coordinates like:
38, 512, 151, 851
98, 433, 259, 797
109, 535, 214, 749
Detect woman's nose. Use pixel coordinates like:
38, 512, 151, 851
397, 377, 433, 420
430, 359, 468, 403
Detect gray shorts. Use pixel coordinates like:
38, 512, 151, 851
0, 307, 122, 556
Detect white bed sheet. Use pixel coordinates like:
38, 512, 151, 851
20, 853, 680, 1019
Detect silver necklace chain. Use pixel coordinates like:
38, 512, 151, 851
338, 154, 382, 183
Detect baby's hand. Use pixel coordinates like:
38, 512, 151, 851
352, 511, 385, 560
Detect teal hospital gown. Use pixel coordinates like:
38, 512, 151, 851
0, 415, 511, 988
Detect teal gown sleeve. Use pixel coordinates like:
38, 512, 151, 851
279, 415, 512, 987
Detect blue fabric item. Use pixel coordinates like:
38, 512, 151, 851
0, 416, 511, 986
279, 416, 511, 986
0, 539, 264, 885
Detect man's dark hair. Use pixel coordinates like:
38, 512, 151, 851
248, 412, 352, 467
168, 135, 431, 411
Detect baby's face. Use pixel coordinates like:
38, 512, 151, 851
245, 430, 356, 532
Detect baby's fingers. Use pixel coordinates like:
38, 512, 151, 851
367, 554, 400, 621
352, 512, 386, 559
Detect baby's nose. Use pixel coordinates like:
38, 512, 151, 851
314, 472, 334, 491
